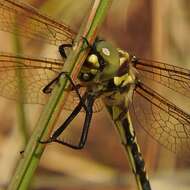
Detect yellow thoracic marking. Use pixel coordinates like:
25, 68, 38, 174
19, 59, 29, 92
113, 77, 120, 86
114, 74, 134, 87
122, 75, 133, 87
117, 48, 130, 65
114, 73, 127, 86
120, 57, 128, 65
113, 49, 131, 86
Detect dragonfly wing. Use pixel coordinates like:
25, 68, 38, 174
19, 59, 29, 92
0, 0, 76, 46
0, 52, 64, 104
135, 58, 190, 98
129, 82, 190, 156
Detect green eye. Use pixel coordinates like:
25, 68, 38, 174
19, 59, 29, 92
95, 41, 120, 81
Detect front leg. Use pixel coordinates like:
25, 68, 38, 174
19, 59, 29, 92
40, 94, 85, 145
43, 72, 86, 109
59, 43, 73, 58
40, 94, 95, 150
53, 94, 95, 149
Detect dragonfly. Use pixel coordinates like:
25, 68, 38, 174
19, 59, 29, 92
0, 0, 190, 165
1, 1, 190, 189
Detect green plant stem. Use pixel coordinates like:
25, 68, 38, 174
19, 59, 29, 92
105, 105, 151, 190
13, 20, 28, 145
8, 0, 112, 189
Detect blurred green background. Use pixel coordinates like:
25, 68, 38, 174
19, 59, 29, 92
0, 0, 189, 190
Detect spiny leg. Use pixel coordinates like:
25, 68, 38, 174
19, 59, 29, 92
42, 71, 63, 94
40, 93, 87, 144
79, 36, 102, 54
42, 72, 87, 110
43, 73, 82, 94
59, 37, 90, 58
52, 94, 95, 149
58, 37, 103, 59
82, 36, 104, 48
59, 43, 73, 58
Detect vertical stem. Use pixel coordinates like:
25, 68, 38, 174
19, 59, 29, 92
8, 1, 113, 189
13, 19, 28, 145
106, 106, 151, 190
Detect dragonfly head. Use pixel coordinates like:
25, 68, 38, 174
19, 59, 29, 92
78, 39, 137, 87
78, 39, 121, 82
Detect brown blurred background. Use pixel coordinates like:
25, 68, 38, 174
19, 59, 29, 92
0, 0, 189, 190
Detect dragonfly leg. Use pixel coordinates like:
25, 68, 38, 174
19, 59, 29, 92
59, 43, 73, 58
42, 72, 63, 94
82, 36, 104, 47
52, 94, 95, 149
82, 37, 91, 47
40, 94, 95, 150
43, 75, 82, 94
43, 71, 88, 113
71, 95, 95, 149
40, 93, 86, 144
59, 36, 97, 58
43, 71, 82, 96
62, 72, 88, 111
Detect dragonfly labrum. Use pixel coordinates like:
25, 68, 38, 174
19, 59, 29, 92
0, 1, 190, 188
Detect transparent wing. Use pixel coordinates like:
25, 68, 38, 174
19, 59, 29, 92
0, 0, 76, 46
130, 82, 190, 156
135, 58, 190, 98
0, 52, 63, 104
0, 52, 103, 112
